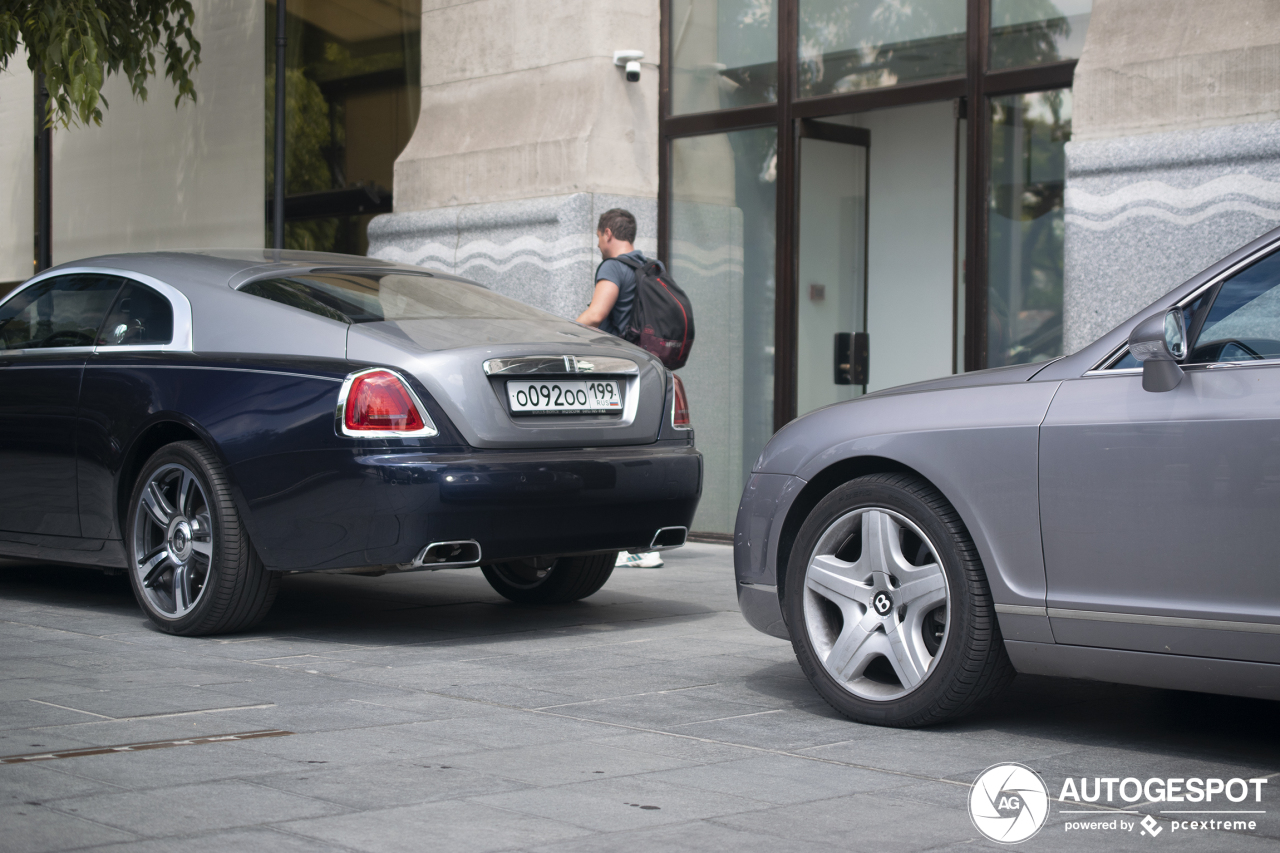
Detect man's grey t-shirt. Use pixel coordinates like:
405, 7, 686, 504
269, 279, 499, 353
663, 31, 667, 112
596, 250, 665, 337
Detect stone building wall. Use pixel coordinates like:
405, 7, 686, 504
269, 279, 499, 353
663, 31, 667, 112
368, 0, 660, 318
1063, 0, 1280, 352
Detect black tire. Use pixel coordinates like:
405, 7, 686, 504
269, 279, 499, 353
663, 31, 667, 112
481, 552, 617, 604
126, 441, 279, 636
784, 473, 1014, 727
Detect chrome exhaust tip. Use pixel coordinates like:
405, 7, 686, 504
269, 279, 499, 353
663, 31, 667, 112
413, 540, 482, 568
649, 526, 688, 551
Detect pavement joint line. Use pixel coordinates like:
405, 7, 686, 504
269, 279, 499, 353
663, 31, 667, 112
23, 700, 277, 725
668, 709, 786, 726
0, 729, 294, 763
27, 698, 114, 719
531, 682, 723, 710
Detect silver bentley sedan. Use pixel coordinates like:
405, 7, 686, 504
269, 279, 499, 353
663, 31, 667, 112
735, 226, 1280, 727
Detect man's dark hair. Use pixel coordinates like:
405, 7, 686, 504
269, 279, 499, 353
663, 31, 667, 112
597, 208, 637, 244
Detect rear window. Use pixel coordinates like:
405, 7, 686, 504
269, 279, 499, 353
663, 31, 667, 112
239, 271, 546, 324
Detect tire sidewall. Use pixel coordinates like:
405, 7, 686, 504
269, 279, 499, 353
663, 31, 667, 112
785, 476, 979, 726
126, 442, 226, 633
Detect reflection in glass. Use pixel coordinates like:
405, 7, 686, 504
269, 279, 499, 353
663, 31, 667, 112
990, 0, 1091, 70
987, 89, 1070, 368
671, 0, 778, 114
798, 0, 965, 99
671, 128, 777, 533
266, 0, 421, 253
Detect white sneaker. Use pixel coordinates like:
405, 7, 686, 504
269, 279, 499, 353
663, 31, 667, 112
615, 551, 665, 568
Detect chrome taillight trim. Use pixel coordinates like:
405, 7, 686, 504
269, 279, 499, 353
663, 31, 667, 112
335, 367, 439, 439
483, 355, 639, 375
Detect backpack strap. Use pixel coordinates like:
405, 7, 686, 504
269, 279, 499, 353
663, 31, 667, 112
614, 254, 664, 275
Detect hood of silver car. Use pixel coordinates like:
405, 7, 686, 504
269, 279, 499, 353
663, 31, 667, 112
862, 360, 1057, 399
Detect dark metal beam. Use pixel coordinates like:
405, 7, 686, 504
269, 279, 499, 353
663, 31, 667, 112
661, 103, 778, 138
985, 60, 1076, 96
273, 0, 287, 251
791, 76, 967, 119
33, 74, 51, 273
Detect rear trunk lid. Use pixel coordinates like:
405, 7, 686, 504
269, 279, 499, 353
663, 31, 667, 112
347, 318, 668, 448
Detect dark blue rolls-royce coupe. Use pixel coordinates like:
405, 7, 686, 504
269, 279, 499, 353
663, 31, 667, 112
0, 250, 700, 635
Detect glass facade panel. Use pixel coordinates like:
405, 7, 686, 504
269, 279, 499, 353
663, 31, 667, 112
990, 0, 1091, 70
266, 1, 421, 253
671, 0, 778, 115
671, 128, 777, 533
987, 89, 1070, 367
798, 0, 966, 99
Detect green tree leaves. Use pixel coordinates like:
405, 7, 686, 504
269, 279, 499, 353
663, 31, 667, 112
0, 1, 201, 127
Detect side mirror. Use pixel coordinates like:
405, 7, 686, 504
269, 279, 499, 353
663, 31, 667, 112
1128, 308, 1186, 392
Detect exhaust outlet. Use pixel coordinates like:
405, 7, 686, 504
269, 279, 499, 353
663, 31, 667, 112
649, 526, 688, 551
413, 540, 482, 568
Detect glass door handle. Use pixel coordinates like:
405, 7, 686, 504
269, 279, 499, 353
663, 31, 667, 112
834, 333, 869, 386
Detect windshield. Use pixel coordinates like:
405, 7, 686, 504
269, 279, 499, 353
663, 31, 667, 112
240, 271, 548, 324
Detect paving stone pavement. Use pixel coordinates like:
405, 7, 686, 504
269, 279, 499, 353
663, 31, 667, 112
1, 543, 1277, 852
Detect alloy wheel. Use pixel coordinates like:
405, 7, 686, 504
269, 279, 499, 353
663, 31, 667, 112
131, 463, 214, 618
802, 506, 950, 701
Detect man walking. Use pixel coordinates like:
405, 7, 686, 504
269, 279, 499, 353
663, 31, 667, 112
577, 208, 666, 569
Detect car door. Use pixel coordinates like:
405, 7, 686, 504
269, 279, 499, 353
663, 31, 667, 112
0, 274, 124, 537
1039, 247, 1280, 664
77, 279, 180, 540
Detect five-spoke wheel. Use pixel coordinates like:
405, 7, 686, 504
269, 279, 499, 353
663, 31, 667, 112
785, 473, 1013, 727
802, 507, 950, 701
126, 441, 278, 635
133, 462, 214, 618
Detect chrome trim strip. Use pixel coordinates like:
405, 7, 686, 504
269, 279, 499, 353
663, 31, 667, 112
1047, 608, 1280, 635
738, 582, 778, 592
83, 363, 342, 382
995, 604, 1048, 617
335, 367, 439, 439
483, 355, 639, 375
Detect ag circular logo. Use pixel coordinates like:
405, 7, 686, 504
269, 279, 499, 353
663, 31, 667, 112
969, 763, 1050, 844
872, 591, 893, 615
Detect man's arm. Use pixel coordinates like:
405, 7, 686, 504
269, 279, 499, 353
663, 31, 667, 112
577, 279, 620, 327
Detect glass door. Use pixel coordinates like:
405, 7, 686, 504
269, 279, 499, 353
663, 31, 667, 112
796, 120, 869, 416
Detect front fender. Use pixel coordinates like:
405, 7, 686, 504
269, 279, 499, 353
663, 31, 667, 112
752, 380, 1061, 609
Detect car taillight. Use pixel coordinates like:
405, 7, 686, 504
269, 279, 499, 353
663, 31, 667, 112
340, 369, 436, 436
672, 373, 691, 428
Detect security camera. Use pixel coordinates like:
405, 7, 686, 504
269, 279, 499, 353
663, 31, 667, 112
613, 50, 644, 83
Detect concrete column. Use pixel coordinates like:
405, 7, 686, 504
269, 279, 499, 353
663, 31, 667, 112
1063, 0, 1280, 352
367, 0, 661, 318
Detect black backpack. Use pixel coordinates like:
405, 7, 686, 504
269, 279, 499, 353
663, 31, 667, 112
612, 254, 695, 370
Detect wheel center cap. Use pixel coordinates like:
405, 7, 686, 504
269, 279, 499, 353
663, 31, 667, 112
167, 518, 193, 562
872, 590, 894, 616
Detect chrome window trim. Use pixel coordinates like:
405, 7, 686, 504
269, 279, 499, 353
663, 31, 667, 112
0, 266, 194, 354
483, 355, 639, 375
1087, 243, 1280, 374
335, 366, 439, 439
1047, 607, 1280, 635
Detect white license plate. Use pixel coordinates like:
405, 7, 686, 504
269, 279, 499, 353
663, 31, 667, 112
507, 379, 623, 414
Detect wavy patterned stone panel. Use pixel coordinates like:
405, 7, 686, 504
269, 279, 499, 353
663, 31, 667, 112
1064, 120, 1280, 353
366, 193, 656, 321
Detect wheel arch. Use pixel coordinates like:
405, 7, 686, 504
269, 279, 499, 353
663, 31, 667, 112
116, 416, 234, 539
775, 455, 945, 608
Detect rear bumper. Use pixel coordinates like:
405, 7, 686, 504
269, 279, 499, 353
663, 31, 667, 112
232, 443, 702, 572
